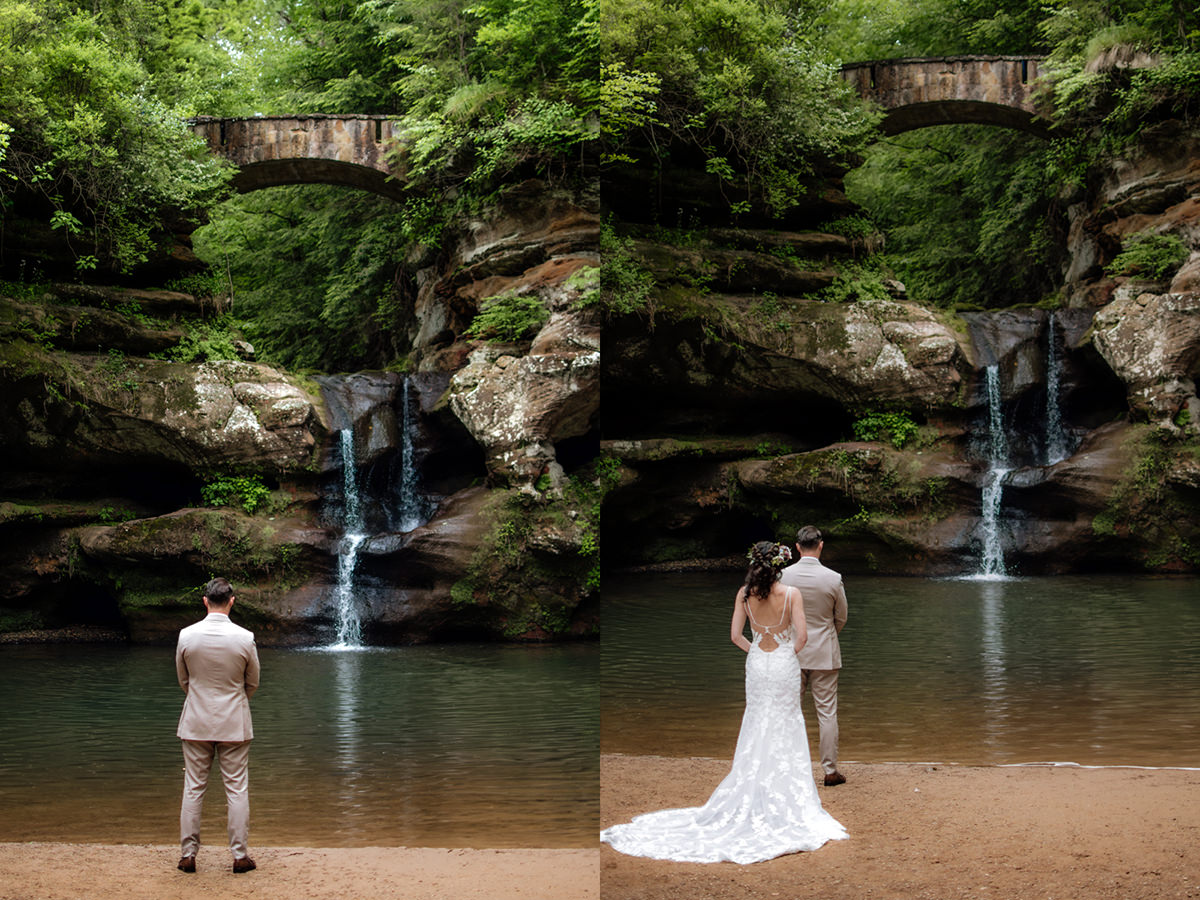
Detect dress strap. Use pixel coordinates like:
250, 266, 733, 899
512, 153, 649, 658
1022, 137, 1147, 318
774, 587, 790, 629
743, 591, 760, 628
745, 587, 789, 632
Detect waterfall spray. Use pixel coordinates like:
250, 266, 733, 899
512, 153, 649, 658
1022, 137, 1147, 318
1044, 315, 1070, 465
332, 428, 366, 648
396, 378, 425, 532
977, 365, 1011, 579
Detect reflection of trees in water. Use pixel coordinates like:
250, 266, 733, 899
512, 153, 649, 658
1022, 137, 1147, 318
603, 573, 1200, 766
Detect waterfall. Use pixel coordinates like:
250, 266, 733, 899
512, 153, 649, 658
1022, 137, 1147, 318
395, 378, 425, 533
1044, 314, 1070, 465
332, 428, 366, 649
316, 373, 436, 649
977, 365, 1011, 579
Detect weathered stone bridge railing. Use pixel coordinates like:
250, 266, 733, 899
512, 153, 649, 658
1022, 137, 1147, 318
841, 56, 1051, 136
190, 115, 406, 198
192, 59, 1051, 195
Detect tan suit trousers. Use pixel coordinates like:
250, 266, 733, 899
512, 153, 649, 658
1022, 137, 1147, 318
801, 668, 839, 775
180, 739, 251, 859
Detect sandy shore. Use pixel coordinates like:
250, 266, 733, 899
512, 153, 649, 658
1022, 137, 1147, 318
0, 844, 598, 900
601, 755, 1200, 900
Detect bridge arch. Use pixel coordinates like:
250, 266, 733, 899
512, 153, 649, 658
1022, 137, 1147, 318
190, 115, 407, 199
841, 56, 1051, 137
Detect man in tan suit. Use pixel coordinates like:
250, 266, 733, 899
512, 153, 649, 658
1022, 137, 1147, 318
175, 577, 260, 873
780, 525, 848, 786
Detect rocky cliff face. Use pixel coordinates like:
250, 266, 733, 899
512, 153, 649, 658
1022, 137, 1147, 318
0, 179, 600, 643
411, 180, 600, 489
1065, 123, 1200, 430
604, 123, 1200, 576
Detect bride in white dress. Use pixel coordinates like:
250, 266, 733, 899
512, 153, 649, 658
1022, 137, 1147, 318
601, 541, 848, 864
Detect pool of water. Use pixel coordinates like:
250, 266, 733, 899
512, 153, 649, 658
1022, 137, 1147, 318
0, 641, 598, 847
602, 573, 1200, 767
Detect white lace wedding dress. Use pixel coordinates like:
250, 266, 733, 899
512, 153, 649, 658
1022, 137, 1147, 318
601, 590, 848, 864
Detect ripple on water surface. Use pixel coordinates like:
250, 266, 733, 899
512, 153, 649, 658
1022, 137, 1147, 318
0, 641, 598, 847
603, 573, 1200, 767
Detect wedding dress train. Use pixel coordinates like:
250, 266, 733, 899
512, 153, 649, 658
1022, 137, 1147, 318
601, 593, 847, 864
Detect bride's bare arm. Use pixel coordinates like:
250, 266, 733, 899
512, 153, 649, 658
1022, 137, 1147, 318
730, 588, 751, 652
791, 590, 808, 653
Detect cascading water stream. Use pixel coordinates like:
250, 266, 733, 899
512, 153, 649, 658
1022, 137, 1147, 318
395, 379, 424, 533
319, 374, 435, 650
332, 427, 366, 649
1044, 314, 1070, 465
977, 365, 1011, 579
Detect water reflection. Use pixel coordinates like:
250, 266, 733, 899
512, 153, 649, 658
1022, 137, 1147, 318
0, 642, 597, 847
979, 580, 1007, 749
332, 650, 362, 810
603, 573, 1200, 767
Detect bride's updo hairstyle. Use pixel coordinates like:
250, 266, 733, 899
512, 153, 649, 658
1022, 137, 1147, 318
741, 541, 792, 605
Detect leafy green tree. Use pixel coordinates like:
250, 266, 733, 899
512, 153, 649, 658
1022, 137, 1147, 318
602, 0, 881, 219
193, 184, 409, 371
819, 0, 1198, 311
0, 1, 234, 273
846, 126, 1059, 309
191, 0, 599, 372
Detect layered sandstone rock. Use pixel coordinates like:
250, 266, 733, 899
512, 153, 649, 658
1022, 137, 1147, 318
0, 176, 601, 642
605, 121, 1200, 576
449, 310, 599, 484
404, 179, 601, 486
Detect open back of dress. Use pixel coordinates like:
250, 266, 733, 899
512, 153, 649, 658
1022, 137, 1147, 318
600, 587, 848, 863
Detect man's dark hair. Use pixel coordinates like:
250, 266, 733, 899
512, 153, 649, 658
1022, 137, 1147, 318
795, 525, 823, 550
203, 577, 235, 607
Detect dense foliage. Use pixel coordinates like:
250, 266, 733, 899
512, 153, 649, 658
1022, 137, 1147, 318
191, 0, 598, 371
847, 125, 1060, 308
832, 0, 1200, 308
0, 0, 243, 273
192, 186, 410, 370
1, 0, 597, 369
6, 0, 1199, 335
598, 0, 1196, 310
601, 0, 881, 218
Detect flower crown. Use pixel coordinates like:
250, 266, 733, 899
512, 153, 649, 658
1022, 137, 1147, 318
746, 542, 792, 569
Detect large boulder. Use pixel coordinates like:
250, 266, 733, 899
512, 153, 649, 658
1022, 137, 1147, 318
606, 292, 970, 442
410, 179, 599, 361
449, 308, 600, 484
1090, 289, 1200, 427
75, 507, 333, 643
0, 349, 327, 474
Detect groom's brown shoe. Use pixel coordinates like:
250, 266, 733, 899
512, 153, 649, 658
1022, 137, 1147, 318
177, 856, 196, 873
823, 771, 847, 786
232, 857, 257, 873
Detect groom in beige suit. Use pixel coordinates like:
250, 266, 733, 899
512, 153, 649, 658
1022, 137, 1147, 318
780, 525, 848, 786
175, 577, 260, 874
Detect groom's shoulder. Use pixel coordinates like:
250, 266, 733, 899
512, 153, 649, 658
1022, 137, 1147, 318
806, 558, 842, 583
177, 619, 203, 640
220, 617, 256, 644
819, 560, 843, 581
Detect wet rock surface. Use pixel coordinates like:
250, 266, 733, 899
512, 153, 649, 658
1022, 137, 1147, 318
1, 179, 601, 642
605, 123, 1200, 575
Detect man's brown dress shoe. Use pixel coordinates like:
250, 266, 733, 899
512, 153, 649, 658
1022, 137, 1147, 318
177, 856, 196, 873
823, 771, 847, 786
232, 857, 257, 873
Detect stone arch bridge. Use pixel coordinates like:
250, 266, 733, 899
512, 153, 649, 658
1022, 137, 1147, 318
190, 115, 406, 199
840, 55, 1050, 136
192, 57, 1051, 196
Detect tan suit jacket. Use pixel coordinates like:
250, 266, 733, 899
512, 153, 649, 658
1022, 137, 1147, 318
176, 613, 260, 742
780, 556, 847, 670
